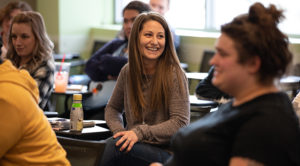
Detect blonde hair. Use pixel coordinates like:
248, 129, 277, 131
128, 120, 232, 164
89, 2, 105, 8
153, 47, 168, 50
128, 12, 185, 119
6, 11, 53, 73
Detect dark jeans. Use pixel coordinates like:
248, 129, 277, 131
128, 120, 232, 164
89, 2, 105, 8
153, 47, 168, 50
100, 137, 171, 166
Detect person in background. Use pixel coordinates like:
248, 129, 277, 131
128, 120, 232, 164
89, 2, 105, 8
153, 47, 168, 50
0, 1, 32, 59
151, 2, 300, 166
195, 66, 231, 103
6, 11, 54, 110
0, 59, 70, 165
100, 12, 190, 166
85, 1, 151, 82
149, 0, 180, 51
83, 1, 151, 117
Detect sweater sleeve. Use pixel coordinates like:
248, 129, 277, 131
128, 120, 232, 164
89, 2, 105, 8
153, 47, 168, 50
132, 70, 190, 144
104, 65, 127, 134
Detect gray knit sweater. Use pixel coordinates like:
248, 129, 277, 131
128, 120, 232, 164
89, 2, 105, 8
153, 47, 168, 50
105, 64, 190, 145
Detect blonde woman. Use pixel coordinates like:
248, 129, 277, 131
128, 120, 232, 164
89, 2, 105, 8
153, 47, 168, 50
100, 12, 190, 166
6, 11, 54, 110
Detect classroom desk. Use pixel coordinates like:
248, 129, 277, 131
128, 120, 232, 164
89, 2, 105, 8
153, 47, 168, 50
186, 72, 300, 98
189, 95, 219, 121
180, 63, 189, 71
185, 72, 208, 81
55, 125, 111, 140
189, 95, 219, 108
279, 76, 300, 97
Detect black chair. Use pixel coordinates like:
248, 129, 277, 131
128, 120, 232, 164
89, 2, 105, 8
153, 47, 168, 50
199, 50, 215, 72
57, 136, 106, 166
91, 40, 107, 55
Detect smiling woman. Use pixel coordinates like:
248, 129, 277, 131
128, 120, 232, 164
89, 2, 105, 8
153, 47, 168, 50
6, 11, 55, 110
100, 12, 190, 166
139, 20, 165, 70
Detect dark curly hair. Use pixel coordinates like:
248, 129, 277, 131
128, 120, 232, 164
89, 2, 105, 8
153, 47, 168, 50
221, 2, 292, 85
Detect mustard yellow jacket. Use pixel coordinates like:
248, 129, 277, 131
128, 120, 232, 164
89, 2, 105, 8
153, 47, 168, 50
0, 60, 70, 166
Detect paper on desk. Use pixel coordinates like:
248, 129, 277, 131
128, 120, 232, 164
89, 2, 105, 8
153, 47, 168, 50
48, 118, 96, 131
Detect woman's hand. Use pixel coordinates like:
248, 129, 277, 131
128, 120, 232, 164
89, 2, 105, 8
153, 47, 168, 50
114, 130, 138, 152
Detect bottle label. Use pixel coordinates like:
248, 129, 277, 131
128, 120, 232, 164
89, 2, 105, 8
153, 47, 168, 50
70, 107, 83, 131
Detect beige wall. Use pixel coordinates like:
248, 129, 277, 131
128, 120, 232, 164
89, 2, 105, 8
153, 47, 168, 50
87, 27, 300, 74
35, 0, 113, 54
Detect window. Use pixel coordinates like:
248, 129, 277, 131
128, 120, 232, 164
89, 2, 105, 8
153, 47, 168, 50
114, 0, 205, 30
115, 0, 300, 35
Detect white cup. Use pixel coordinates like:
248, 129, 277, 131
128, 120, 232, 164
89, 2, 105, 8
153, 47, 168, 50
54, 62, 71, 92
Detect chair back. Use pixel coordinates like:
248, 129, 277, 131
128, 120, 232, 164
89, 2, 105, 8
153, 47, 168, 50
199, 50, 215, 72
91, 40, 107, 55
57, 136, 106, 166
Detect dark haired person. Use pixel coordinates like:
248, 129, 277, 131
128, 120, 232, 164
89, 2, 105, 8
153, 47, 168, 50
152, 2, 300, 166
85, 1, 151, 82
195, 66, 231, 102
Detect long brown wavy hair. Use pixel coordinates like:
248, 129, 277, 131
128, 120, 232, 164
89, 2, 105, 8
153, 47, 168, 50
128, 12, 185, 120
6, 11, 54, 73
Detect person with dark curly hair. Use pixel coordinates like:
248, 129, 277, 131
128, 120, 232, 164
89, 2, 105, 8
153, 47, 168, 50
151, 2, 300, 166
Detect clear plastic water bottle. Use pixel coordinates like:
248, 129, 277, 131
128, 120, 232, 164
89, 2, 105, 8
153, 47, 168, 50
70, 94, 83, 132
